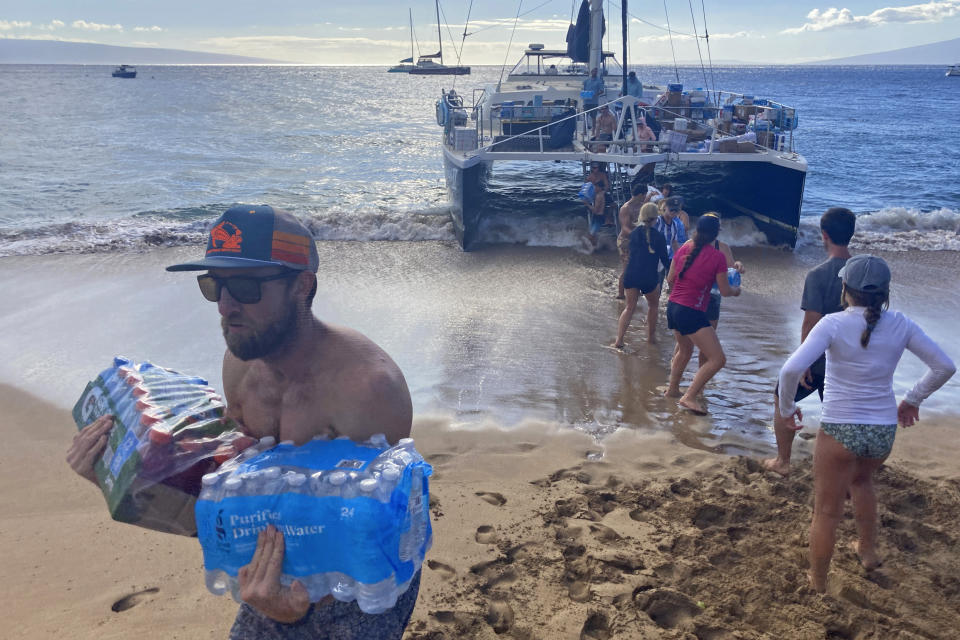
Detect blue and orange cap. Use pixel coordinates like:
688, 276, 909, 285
166, 205, 319, 272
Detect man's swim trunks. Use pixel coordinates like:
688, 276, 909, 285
229, 570, 421, 640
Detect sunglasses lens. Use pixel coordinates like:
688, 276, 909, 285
225, 278, 261, 304
197, 275, 220, 302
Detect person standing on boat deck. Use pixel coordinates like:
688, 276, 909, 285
653, 197, 687, 291
613, 202, 671, 348
616, 183, 647, 299
582, 68, 605, 129
546, 64, 558, 75
664, 214, 741, 414
594, 104, 617, 152
763, 207, 856, 477
66, 205, 420, 640
775, 255, 955, 593
622, 70, 644, 100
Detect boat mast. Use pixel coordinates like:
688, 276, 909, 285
588, 0, 603, 76
621, 0, 628, 94
409, 8, 415, 63
435, 0, 443, 66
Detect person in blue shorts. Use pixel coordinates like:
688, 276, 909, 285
68, 205, 420, 639
776, 255, 954, 592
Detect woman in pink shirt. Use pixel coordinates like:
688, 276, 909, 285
665, 214, 741, 414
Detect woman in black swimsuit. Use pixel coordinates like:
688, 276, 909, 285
613, 202, 671, 347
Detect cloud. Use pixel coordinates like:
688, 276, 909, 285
71, 20, 124, 32
39, 19, 65, 30
133, 26, 164, 32
0, 20, 32, 30
782, 0, 960, 33
634, 31, 753, 43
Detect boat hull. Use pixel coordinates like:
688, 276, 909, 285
443, 155, 490, 249
657, 157, 806, 247
410, 66, 471, 75
112, 71, 136, 78
443, 152, 806, 249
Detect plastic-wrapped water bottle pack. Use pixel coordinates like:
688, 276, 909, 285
72, 357, 251, 535
195, 435, 433, 614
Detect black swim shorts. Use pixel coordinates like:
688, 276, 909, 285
666, 301, 711, 336
705, 292, 721, 322
775, 355, 826, 403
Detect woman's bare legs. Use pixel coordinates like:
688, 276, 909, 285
677, 325, 725, 415
850, 455, 887, 569
667, 331, 692, 397
809, 430, 858, 592
614, 288, 639, 348
698, 319, 719, 368
644, 289, 660, 343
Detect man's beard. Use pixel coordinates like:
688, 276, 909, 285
222, 303, 298, 361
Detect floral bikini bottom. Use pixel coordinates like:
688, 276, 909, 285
820, 422, 898, 459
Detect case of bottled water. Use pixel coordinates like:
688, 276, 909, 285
72, 357, 252, 535
196, 435, 433, 614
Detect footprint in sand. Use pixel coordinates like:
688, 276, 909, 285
580, 612, 612, 639
111, 587, 159, 612
476, 491, 507, 506
475, 525, 498, 544
426, 560, 456, 581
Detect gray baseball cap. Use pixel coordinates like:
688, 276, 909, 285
838, 254, 891, 292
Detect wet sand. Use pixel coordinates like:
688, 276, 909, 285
1, 242, 958, 638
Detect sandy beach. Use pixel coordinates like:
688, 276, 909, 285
3, 386, 960, 640
2, 243, 959, 639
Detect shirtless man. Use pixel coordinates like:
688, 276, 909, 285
66, 205, 418, 639
594, 104, 617, 152
616, 183, 647, 299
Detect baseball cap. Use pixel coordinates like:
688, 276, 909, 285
666, 196, 684, 211
696, 213, 720, 236
166, 205, 319, 272
837, 254, 890, 292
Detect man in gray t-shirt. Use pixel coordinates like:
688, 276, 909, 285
764, 207, 856, 476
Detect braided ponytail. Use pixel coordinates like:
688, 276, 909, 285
679, 218, 719, 280
842, 284, 890, 348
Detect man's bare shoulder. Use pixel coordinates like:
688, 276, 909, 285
319, 324, 413, 442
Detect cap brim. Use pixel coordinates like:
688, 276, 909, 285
165, 256, 292, 272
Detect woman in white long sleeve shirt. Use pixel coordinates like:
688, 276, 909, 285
777, 255, 955, 593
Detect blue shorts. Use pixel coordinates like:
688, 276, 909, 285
705, 292, 721, 322
229, 571, 420, 640
820, 422, 897, 459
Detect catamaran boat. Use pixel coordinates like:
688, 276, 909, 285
947, 65, 960, 77
435, 0, 806, 249
408, 0, 470, 75
111, 64, 137, 78
389, 9, 417, 72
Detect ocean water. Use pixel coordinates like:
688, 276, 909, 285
0, 64, 958, 254
1, 64, 958, 453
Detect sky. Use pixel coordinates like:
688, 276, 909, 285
1, 0, 958, 64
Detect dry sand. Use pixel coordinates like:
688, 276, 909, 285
3, 385, 959, 640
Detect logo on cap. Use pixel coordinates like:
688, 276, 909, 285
208, 221, 243, 255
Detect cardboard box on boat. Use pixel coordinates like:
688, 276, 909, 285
737, 141, 756, 153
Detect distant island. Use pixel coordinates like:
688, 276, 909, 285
811, 36, 960, 65
0, 38, 286, 65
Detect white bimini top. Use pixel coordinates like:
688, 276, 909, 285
778, 307, 956, 425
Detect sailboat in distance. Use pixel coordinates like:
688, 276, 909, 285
409, 0, 470, 75
388, 9, 416, 72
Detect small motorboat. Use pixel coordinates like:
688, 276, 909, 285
112, 65, 137, 78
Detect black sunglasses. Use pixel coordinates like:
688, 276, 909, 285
197, 271, 298, 304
